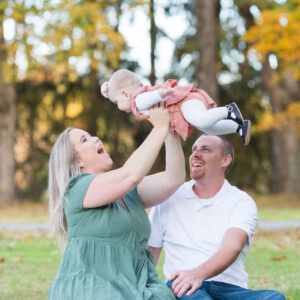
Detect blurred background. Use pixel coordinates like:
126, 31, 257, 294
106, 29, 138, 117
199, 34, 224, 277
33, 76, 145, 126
0, 0, 299, 205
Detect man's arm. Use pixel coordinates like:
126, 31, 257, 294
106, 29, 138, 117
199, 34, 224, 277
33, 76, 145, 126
148, 246, 162, 266
170, 227, 248, 297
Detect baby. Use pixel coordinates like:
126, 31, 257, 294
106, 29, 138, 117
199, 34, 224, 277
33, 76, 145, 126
101, 69, 251, 144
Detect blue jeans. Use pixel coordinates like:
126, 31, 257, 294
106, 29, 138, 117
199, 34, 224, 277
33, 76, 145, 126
166, 280, 286, 300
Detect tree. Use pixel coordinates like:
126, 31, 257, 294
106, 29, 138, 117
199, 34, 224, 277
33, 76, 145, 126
0, 28, 16, 202
2, 0, 144, 200
0, 1, 30, 202
244, 0, 300, 192
195, 0, 219, 102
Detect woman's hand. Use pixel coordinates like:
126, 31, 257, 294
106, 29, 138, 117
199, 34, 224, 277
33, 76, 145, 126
148, 103, 170, 129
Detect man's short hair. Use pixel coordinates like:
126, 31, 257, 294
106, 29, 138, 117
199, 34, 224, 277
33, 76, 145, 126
218, 136, 234, 175
199, 134, 234, 175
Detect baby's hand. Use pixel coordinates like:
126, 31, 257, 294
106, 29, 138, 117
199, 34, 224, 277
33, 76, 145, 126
159, 88, 174, 99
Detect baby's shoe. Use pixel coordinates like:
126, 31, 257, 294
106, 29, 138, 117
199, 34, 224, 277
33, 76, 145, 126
226, 102, 244, 126
237, 120, 251, 145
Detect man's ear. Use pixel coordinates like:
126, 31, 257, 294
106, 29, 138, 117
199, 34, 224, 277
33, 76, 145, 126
222, 154, 232, 169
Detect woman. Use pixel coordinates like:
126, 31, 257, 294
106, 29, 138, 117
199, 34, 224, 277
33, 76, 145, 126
48, 105, 185, 299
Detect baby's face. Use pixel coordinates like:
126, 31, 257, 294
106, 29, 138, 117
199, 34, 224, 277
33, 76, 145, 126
111, 93, 132, 113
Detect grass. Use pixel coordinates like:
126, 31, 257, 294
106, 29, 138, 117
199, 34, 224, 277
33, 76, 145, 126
0, 230, 60, 300
252, 193, 300, 221
1, 193, 299, 223
246, 228, 300, 299
1, 229, 299, 299
0, 194, 299, 299
0, 202, 49, 223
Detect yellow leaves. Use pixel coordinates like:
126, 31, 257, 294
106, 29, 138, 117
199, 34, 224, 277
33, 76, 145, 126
255, 101, 300, 135
11, 4, 26, 23
56, 84, 66, 94
68, 71, 78, 83
255, 108, 276, 132
66, 100, 83, 119
53, 104, 64, 121
38, 0, 126, 80
42, 92, 54, 106
244, 5, 300, 77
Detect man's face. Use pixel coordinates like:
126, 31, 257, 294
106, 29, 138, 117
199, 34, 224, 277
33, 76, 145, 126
189, 135, 227, 181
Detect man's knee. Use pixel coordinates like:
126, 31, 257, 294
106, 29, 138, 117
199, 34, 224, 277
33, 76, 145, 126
270, 290, 286, 300
166, 280, 212, 300
256, 289, 286, 300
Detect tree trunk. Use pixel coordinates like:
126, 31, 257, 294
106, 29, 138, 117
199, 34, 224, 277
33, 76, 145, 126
263, 60, 300, 193
194, 0, 218, 102
0, 35, 16, 203
149, 0, 157, 85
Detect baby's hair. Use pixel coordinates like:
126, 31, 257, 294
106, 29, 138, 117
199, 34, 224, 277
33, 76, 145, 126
101, 81, 109, 98
100, 69, 141, 100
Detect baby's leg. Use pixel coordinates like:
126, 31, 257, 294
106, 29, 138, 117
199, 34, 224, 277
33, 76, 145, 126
181, 99, 228, 130
203, 120, 239, 135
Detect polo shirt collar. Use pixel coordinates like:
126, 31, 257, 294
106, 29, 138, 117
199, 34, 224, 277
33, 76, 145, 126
186, 179, 230, 207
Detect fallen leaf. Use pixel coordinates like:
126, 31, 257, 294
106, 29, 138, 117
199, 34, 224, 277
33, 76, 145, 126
25, 237, 34, 243
276, 244, 286, 249
0, 257, 5, 263
261, 276, 267, 286
269, 255, 287, 261
12, 256, 22, 263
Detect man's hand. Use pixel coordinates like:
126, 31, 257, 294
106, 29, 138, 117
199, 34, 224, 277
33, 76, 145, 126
169, 268, 205, 297
159, 88, 174, 99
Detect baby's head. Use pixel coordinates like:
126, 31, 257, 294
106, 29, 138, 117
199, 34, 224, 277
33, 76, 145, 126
101, 69, 142, 112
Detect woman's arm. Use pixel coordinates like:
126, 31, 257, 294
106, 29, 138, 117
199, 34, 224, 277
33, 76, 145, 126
137, 131, 186, 209
83, 106, 170, 208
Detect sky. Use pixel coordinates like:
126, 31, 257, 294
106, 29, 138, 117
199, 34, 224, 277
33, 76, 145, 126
119, 1, 189, 83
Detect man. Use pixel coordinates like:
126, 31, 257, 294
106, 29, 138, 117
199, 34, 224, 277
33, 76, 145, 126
148, 134, 285, 300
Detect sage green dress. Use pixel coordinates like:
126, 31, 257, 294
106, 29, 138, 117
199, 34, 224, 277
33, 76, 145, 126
48, 173, 175, 300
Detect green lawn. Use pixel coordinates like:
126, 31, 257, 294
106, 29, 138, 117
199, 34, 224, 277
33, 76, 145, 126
1, 193, 299, 223
0, 228, 299, 300
253, 193, 300, 221
0, 195, 299, 299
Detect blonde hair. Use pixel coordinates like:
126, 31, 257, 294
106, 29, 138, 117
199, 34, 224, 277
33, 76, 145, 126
100, 69, 141, 101
48, 127, 80, 252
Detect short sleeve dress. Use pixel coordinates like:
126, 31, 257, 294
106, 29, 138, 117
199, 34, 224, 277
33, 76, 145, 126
48, 173, 175, 300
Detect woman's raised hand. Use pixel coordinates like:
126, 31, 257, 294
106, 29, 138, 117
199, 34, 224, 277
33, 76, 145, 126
148, 102, 170, 129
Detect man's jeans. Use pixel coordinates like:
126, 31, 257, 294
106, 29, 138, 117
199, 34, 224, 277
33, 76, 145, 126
166, 280, 286, 300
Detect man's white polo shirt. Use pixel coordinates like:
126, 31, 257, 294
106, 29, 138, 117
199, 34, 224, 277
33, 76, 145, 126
148, 179, 257, 288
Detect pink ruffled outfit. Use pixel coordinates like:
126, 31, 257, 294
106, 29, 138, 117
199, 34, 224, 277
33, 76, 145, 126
132, 79, 217, 140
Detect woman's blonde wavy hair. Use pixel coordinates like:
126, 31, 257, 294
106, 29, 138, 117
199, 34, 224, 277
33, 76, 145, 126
48, 127, 80, 252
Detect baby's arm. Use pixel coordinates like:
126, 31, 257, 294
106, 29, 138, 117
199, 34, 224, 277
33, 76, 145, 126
136, 89, 173, 111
